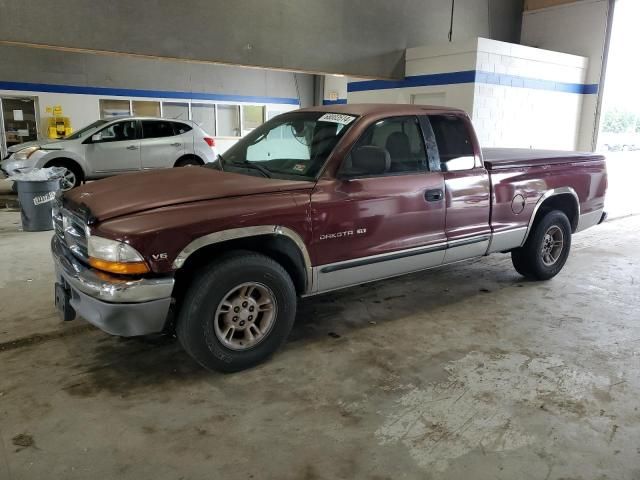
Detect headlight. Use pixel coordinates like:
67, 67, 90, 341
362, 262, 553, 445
14, 146, 40, 161
88, 235, 149, 275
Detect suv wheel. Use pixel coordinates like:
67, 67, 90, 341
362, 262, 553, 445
47, 161, 83, 191
175, 156, 202, 167
176, 251, 297, 372
511, 210, 572, 280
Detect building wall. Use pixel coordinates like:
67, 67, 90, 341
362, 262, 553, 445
346, 38, 594, 151
521, 0, 611, 149
0, 0, 524, 79
347, 40, 478, 113
472, 38, 589, 149
0, 44, 312, 154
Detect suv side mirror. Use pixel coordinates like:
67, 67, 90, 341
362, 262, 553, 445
338, 145, 391, 179
91, 133, 102, 143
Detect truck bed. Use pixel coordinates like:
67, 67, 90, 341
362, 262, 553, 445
483, 148, 605, 170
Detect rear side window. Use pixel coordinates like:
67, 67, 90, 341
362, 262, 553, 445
142, 120, 176, 139
172, 122, 192, 135
428, 115, 475, 171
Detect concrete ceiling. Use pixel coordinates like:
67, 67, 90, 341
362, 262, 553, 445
0, 0, 523, 79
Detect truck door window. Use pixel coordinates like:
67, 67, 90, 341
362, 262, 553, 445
341, 116, 427, 177
428, 115, 475, 171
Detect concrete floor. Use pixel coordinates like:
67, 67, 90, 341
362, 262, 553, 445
1, 210, 639, 480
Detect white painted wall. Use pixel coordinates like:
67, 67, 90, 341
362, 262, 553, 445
348, 40, 478, 114
521, 0, 610, 149
323, 76, 348, 104
473, 38, 588, 149
349, 84, 476, 114
346, 37, 593, 151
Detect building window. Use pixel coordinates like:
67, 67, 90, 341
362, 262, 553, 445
191, 103, 216, 136
218, 104, 241, 137
99, 99, 131, 119
132, 100, 160, 117
241, 105, 265, 135
162, 102, 189, 120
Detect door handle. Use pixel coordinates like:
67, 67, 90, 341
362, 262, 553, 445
170, 142, 182, 147
425, 189, 444, 202
126, 145, 139, 150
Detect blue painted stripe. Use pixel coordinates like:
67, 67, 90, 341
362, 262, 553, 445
0, 80, 300, 105
322, 98, 347, 105
348, 70, 598, 95
475, 71, 598, 94
348, 71, 477, 92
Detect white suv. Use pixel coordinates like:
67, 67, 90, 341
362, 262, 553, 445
1, 117, 218, 190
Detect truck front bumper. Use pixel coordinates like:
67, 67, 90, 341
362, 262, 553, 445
51, 236, 175, 336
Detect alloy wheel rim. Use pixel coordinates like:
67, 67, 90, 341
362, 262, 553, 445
60, 169, 76, 191
213, 282, 277, 351
541, 226, 564, 266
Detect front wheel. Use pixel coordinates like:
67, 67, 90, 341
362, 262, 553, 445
176, 251, 297, 372
46, 161, 83, 191
511, 210, 572, 280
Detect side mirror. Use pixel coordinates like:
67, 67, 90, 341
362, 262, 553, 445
338, 145, 391, 179
90, 133, 102, 143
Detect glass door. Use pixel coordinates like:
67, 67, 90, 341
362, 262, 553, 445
1, 96, 39, 156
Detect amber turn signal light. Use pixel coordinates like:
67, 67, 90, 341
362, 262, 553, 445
89, 257, 150, 275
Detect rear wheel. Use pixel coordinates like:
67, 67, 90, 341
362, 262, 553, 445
176, 251, 297, 372
511, 210, 572, 280
175, 156, 203, 167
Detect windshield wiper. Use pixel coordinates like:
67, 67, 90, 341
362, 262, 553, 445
232, 160, 272, 178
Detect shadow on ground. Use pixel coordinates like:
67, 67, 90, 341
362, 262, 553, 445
53, 256, 524, 398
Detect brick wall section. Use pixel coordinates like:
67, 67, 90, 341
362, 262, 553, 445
472, 38, 588, 149
346, 38, 592, 151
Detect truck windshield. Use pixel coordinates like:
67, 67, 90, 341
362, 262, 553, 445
218, 111, 358, 180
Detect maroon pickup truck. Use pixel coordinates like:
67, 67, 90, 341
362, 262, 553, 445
52, 104, 607, 372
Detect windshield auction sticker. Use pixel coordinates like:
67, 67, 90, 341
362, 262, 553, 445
318, 113, 356, 125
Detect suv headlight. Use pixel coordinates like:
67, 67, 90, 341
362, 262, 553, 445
88, 235, 149, 275
14, 146, 40, 161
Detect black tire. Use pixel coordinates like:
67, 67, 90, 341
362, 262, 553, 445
176, 251, 297, 372
46, 160, 83, 190
175, 156, 203, 167
511, 210, 572, 281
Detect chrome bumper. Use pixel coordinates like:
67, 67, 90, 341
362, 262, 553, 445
51, 235, 175, 336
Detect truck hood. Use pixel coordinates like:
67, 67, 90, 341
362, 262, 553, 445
64, 167, 313, 221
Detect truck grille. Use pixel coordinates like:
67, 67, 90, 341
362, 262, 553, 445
53, 206, 89, 262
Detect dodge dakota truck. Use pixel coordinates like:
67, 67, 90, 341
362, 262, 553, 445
52, 104, 607, 372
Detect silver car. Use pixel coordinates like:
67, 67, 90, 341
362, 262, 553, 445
1, 117, 218, 190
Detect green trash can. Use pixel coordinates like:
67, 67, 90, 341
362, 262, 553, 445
15, 177, 62, 232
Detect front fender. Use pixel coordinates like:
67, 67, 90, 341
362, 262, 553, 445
35, 149, 88, 176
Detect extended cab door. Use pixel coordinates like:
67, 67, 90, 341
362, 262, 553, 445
427, 114, 491, 263
140, 120, 186, 169
311, 115, 447, 293
84, 119, 141, 175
